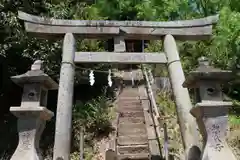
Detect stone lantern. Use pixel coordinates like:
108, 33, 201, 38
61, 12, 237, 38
10, 60, 58, 160
182, 57, 236, 160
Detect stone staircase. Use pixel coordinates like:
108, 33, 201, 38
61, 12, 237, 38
116, 86, 150, 160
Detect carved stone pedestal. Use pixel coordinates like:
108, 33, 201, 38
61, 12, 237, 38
10, 107, 53, 160
191, 103, 236, 160
202, 116, 236, 160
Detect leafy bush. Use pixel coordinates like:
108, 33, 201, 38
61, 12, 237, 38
71, 94, 114, 158
73, 95, 113, 136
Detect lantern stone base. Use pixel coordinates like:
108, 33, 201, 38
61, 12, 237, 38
10, 106, 53, 160
201, 116, 236, 160
191, 102, 236, 160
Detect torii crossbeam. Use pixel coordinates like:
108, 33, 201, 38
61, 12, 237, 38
18, 11, 218, 40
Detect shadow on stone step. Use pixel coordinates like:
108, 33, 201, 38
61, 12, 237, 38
106, 149, 117, 160
151, 155, 176, 160
188, 146, 201, 160
151, 155, 164, 160
123, 80, 145, 86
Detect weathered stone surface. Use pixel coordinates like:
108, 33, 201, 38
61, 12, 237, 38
74, 52, 167, 64
118, 100, 141, 105
10, 106, 53, 120
118, 127, 146, 136
18, 11, 218, 27
10, 60, 56, 160
119, 111, 144, 118
117, 106, 143, 112
191, 102, 231, 118
183, 57, 233, 88
118, 123, 145, 129
190, 103, 236, 160
118, 123, 146, 135
10, 118, 47, 160
119, 92, 139, 97
164, 34, 200, 159
119, 93, 139, 97
18, 11, 218, 40
118, 97, 140, 100
184, 57, 237, 160
117, 153, 149, 160
106, 149, 117, 160
119, 104, 142, 108
11, 60, 58, 90
139, 82, 162, 159
118, 135, 148, 146
201, 116, 237, 160
118, 117, 145, 124
118, 145, 149, 154
115, 80, 150, 159
53, 33, 75, 160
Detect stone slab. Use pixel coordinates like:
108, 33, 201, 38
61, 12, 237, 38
118, 100, 141, 105
118, 135, 148, 146
119, 111, 144, 118
118, 117, 145, 124
118, 145, 149, 154
117, 107, 143, 112
10, 106, 53, 120
74, 52, 167, 64
117, 153, 149, 160
118, 127, 146, 136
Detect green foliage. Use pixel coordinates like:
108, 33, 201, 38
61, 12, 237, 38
229, 115, 240, 126
1, 0, 239, 79
73, 95, 112, 137
209, 7, 240, 69
71, 94, 113, 159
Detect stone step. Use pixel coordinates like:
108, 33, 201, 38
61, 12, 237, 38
118, 123, 146, 131
118, 101, 141, 105
118, 116, 145, 124
120, 89, 139, 92
117, 102, 141, 106
118, 125, 146, 136
120, 87, 139, 91
119, 111, 144, 118
119, 93, 139, 99
120, 90, 139, 93
117, 153, 150, 160
119, 92, 139, 96
117, 104, 142, 108
118, 135, 148, 146
118, 97, 140, 100
118, 145, 149, 154
117, 106, 142, 112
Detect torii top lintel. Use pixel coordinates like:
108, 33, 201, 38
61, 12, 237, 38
18, 11, 219, 41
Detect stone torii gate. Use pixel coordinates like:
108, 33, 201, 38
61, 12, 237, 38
18, 11, 218, 160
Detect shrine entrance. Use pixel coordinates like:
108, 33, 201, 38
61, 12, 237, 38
18, 11, 219, 160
